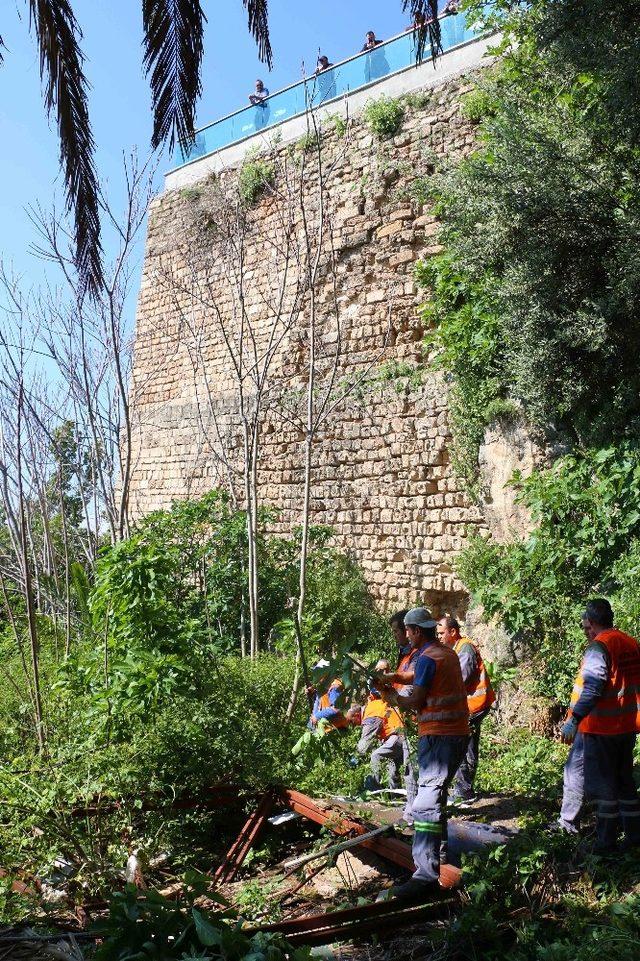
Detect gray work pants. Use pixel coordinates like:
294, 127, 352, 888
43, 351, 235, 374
452, 714, 483, 799
364, 733, 404, 791
411, 734, 468, 882
559, 731, 584, 833
583, 732, 640, 851
403, 733, 417, 823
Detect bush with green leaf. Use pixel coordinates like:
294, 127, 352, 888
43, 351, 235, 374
238, 156, 275, 205
363, 97, 405, 138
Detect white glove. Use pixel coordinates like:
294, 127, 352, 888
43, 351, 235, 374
560, 715, 579, 744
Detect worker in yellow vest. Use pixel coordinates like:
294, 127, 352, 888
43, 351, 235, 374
437, 617, 496, 806
560, 598, 640, 854
357, 659, 405, 791
380, 607, 469, 900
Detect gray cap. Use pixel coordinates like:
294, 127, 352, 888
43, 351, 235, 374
404, 606, 437, 629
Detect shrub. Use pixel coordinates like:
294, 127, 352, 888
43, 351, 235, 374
363, 97, 405, 138
295, 131, 318, 153
238, 157, 275, 205
328, 113, 347, 138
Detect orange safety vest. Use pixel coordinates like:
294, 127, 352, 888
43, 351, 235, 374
362, 694, 404, 741
417, 643, 470, 737
319, 680, 349, 730
393, 645, 424, 691
454, 637, 496, 717
570, 629, 640, 736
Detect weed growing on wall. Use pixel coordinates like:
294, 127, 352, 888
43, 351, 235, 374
238, 155, 275, 205
363, 97, 405, 139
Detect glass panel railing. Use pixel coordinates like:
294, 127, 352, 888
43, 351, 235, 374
172, 12, 481, 169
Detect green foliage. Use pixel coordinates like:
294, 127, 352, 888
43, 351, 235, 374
295, 131, 318, 153
476, 722, 567, 804
402, 91, 431, 111
327, 113, 347, 138
457, 444, 640, 700
417, 253, 505, 489
238, 156, 275, 205
421, 0, 640, 482
363, 97, 405, 139
93, 877, 307, 961
450, 831, 640, 961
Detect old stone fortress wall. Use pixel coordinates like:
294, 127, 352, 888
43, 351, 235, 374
129, 35, 500, 616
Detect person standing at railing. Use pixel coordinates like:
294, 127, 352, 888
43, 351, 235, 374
361, 30, 382, 51
249, 79, 269, 105
315, 55, 333, 73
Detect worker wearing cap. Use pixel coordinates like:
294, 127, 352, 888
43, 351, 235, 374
357, 659, 405, 791
381, 607, 469, 899
438, 617, 495, 805
382, 615, 427, 824
560, 598, 640, 853
308, 660, 349, 732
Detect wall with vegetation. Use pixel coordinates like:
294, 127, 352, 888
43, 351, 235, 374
129, 67, 492, 615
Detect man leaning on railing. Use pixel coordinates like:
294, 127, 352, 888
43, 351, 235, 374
249, 79, 269, 105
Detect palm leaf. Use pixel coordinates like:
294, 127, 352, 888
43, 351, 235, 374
404, 0, 442, 61
142, 0, 207, 151
29, 0, 103, 298
242, 0, 273, 68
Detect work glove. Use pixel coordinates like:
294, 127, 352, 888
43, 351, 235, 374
560, 716, 579, 744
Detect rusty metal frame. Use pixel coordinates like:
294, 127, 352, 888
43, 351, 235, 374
250, 893, 457, 945
278, 788, 461, 889
214, 790, 276, 883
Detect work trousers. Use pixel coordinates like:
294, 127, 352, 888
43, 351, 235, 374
364, 733, 404, 791
558, 731, 584, 833
411, 734, 468, 883
452, 714, 484, 799
403, 734, 417, 823
583, 732, 640, 851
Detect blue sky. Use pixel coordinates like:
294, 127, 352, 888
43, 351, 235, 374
0, 0, 432, 291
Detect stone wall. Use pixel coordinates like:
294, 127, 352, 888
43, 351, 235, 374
129, 67, 491, 614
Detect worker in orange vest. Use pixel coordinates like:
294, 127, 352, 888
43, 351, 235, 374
382, 612, 428, 823
438, 617, 495, 805
308, 660, 349, 732
356, 659, 405, 791
560, 598, 640, 853
380, 607, 469, 900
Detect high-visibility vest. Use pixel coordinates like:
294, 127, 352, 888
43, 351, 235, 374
570, 629, 640, 735
454, 637, 496, 717
393, 644, 425, 691
319, 680, 349, 730
362, 694, 404, 740
417, 643, 470, 737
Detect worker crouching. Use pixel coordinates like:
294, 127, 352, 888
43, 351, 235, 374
357, 659, 405, 791
381, 607, 470, 900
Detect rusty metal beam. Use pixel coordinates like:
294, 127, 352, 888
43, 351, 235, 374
278, 788, 461, 889
250, 893, 457, 945
214, 790, 275, 883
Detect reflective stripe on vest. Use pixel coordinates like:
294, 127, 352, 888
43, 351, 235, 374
570, 629, 640, 735
454, 637, 496, 716
362, 695, 404, 740
320, 681, 348, 729
417, 643, 470, 737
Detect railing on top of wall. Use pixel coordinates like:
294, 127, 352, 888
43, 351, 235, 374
170, 11, 483, 172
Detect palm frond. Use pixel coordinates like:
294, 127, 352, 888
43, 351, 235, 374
142, 0, 207, 151
243, 0, 273, 69
404, 0, 442, 61
29, 0, 103, 298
